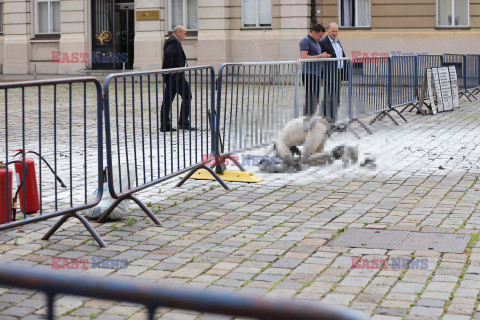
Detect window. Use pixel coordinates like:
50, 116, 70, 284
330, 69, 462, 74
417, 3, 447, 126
340, 0, 370, 27
36, 0, 60, 34
437, 0, 468, 27
242, 0, 271, 28
170, 0, 197, 30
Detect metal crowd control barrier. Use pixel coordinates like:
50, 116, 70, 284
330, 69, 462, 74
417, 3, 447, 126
443, 54, 473, 101
102, 66, 225, 224
214, 61, 299, 168
465, 54, 480, 97
0, 77, 105, 246
391, 55, 418, 118
415, 54, 444, 112
0, 263, 367, 320
350, 57, 395, 125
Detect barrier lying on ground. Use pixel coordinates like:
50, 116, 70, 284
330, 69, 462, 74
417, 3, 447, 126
0, 77, 106, 246
0, 263, 368, 320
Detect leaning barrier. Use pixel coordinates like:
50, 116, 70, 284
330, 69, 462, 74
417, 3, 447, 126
101, 66, 225, 225
0, 263, 367, 320
0, 77, 106, 246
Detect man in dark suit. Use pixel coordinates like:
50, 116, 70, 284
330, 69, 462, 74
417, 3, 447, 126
319, 22, 346, 123
161, 25, 195, 131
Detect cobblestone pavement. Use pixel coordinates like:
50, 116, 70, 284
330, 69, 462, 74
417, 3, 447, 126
1, 96, 480, 320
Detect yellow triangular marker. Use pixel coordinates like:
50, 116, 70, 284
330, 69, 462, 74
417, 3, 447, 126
180, 169, 264, 183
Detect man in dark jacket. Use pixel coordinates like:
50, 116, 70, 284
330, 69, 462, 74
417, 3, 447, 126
319, 23, 346, 123
161, 25, 195, 131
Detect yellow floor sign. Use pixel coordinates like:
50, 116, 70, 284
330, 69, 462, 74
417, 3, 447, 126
180, 169, 263, 183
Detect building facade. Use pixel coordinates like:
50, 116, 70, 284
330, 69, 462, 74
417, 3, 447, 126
0, 0, 479, 74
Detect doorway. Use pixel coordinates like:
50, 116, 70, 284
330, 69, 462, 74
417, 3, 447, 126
91, 0, 135, 69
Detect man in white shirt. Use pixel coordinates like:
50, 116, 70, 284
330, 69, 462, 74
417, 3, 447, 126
319, 23, 346, 123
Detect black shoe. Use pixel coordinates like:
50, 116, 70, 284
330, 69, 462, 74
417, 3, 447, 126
160, 127, 176, 132
178, 124, 197, 131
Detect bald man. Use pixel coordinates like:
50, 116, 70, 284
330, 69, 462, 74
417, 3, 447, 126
161, 25, 195, 131
319, 23, 347, 123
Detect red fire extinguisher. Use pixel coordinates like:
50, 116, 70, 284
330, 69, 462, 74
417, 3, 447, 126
11, 149, 66, 218
14, 156, 40, 215
0, 162, 13, 224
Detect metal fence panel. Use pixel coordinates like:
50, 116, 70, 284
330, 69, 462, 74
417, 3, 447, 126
443, 53, 466, 92
465, 54, 480, 90
215, 61, 299, 156
102, 66, 217, 223
391, 56, 417, 108
350, 57, 391, 118
0, 77, 104, 245
416, 55, 444, 100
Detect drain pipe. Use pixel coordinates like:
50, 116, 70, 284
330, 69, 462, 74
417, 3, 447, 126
311, 0, 316, 27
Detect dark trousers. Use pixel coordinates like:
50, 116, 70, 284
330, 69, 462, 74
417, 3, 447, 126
302, 73, 322, 116
161, 74, 192, 129
323, 65, 344, 123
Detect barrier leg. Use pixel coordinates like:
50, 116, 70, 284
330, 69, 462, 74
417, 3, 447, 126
400, 105, 410, 114
130, 196, 163, 226
96, 197, 124, 223
340, 123, 361, 139
147, 306, 156, 320
369, 113, 385, 125
409, 101, 430, 114
405, 103, 425, 116
389, 108, 408, 122
97, 195, 162, 226
465, 90, 477, 101
460, 91, 473, 102
42, 212, 106, 248
353, 119, 373, 134
382, 111, 400, 126
224, 155, 246, 172
370, 111, 399, 126
176, 165, 230, 190
210, 155, 245, 172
